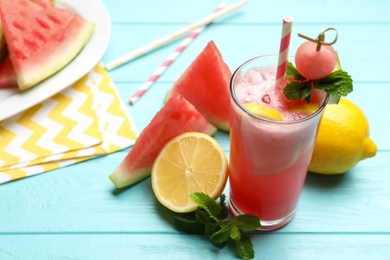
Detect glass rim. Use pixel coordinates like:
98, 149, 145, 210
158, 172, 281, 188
230, 54, 330, 125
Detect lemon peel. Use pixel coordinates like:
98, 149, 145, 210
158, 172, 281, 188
309, 98, 376, 174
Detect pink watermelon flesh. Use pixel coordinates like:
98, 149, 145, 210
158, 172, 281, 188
0, 55, 17, 89
110, 94, 218, 189
0, 0, 95, 90
165, 41, 232, 132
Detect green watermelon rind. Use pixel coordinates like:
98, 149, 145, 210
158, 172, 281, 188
109, 93, 218, 189
109, 166, 151, 190
328, 51, 342, 104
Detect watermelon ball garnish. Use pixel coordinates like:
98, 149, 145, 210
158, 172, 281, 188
295, 41, 337, 80
283, 28, 353, 103
295, 28, 338, 80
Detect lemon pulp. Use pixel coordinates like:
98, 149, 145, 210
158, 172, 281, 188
244, 103, 283, 121
151, 132, 228, 213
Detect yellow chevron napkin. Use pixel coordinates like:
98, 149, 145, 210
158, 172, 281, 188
0, 63, 138, 184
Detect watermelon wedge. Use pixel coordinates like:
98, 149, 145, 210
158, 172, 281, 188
165, 41, 232, 132
0, 56, 17, 89
110, 93, 218, 189
0, 0, 95, 90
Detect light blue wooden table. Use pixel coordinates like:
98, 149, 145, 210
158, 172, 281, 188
1, 0, 390, 259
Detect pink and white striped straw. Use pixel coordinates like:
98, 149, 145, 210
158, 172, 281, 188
275, 16, 293, 87
105, 0, 247, 71
129, 3, 227, 105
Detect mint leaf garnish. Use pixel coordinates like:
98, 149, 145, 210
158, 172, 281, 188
218, 194, 229, 219
283, 63, 353, 103
235, 232, 255, 260
173, 192, 260, 259
190, 192, 222, 222
173, 215, 205, 234
286, 62, 306, 80
230, 225, 241, 240
210, 222, 233, 245
314, 70, 353, 96
283, 80, 312, 102
233, 214, 261, 231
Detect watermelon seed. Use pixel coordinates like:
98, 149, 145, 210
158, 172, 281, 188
12, 21, 26, 31
35, 17, 51, 30
47, 14, 61, 25
23, 38, 39, 52
32, 29, 47, 43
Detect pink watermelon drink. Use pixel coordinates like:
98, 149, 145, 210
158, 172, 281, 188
229, 54, 329, 231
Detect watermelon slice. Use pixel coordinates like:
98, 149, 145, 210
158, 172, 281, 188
0, 0, 95, 90
110, 93, 218, 189
0, 0, 56, 64
165, 41, 232, 132
0, 56, 17, 89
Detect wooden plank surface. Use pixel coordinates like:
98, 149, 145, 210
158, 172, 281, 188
1, 0, 389, 259
0, 234, 389, 260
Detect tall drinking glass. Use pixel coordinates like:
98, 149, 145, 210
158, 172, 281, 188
229, 54, 329, 231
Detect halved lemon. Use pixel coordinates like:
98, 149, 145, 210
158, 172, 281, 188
244, 103, 283, 121
151, 132, 228, 213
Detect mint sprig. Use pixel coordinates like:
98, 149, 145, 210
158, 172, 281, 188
314, 70, 353, 96
173, 192, 260, 259
283, 61, 353, 102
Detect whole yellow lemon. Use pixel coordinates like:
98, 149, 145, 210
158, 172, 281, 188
309, 98, 377, 174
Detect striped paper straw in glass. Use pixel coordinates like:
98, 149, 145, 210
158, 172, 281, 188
275, 16, 293, 87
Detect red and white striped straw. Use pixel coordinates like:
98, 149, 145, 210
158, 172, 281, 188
129, 3, 227, 105
275, 16, 293, 87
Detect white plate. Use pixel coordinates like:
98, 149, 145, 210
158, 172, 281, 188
0, 0, 111, 121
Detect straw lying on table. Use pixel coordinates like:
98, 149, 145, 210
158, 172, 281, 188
129, 3, 227, 105
104, 0, 248, 71
275, 16, 293, 87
